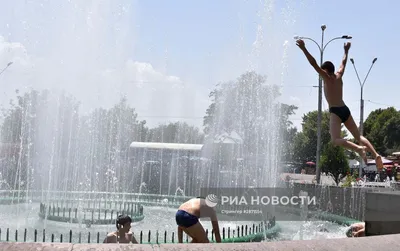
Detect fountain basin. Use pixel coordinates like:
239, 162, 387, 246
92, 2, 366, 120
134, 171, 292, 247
2, 233, 400, 251
38, 201, 144, 227
0, 189, 362, 243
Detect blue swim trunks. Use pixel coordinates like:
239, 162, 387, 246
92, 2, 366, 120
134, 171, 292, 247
175, 210, 198, 228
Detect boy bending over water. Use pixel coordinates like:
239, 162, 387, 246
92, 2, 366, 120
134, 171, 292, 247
176, 197, 221, 243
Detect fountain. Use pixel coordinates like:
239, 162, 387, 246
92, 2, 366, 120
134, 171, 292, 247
174, 187, 185, 197
0, 0, 360, 246
38, 201, 144, 227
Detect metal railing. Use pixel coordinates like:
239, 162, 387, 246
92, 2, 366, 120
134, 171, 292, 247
0, 222, 279, 244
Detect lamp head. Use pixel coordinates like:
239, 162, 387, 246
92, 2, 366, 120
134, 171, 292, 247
342, 35, 352, 39
321, 24, 326, 30
350, 58, 354, 64
372, 58, 377, 64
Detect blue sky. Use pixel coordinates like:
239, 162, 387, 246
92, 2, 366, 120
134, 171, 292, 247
0, 0, 399, 131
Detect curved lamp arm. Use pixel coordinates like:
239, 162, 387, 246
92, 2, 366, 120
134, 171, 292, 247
293, 36, 322, 52
323, 36, 352, 51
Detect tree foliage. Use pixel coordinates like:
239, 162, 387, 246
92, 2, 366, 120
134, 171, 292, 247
292, 110, 349, 163
0, 89, 204, 193
320, 142, 350, 185
146, 122, 204, 144
203, 71, 297, 159
292, 110, 331, 163
363, 107, 400, 155
291, 110, 351, 179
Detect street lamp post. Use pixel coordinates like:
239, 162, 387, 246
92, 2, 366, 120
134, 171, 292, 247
0, 62, 13, 76
294, 25, 352, 184
350, 57, 377, 177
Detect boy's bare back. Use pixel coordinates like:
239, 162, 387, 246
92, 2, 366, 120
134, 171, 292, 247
179, 198, 217, 220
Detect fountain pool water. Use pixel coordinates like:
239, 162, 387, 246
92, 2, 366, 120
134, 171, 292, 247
0, 201, 349, 243
0, 0, 352, 244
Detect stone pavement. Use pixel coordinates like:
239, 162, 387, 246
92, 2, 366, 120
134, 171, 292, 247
2, 233, 400, 251
281, 173, 337, 185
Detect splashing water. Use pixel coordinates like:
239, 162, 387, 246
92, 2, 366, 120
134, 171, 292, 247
139, 182, 147, 194
0, 0, 349, 242
175, 187, 185, 197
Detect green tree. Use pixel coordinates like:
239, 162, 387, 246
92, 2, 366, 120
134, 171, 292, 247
279, 103, 298, 161
0, 88, 209, 193
203, 71, 297, 159
0, 90, 148, 193
292, 110, 331, 163
146, 122, 204, 144
363, 109, 383, 136
282, 126, 298, 162
363, 107, 400, 155
293, 110, 348, 166
320, 142, 350, 185
77, 96, 146, 192
0, 89, 80, 191
383, 116, 400, 153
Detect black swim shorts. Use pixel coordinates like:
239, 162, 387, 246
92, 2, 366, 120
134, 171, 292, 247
329, 105, 351, 123
176, 210, 199, 228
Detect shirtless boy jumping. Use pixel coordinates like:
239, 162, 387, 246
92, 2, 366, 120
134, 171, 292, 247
296, 39, 383, 171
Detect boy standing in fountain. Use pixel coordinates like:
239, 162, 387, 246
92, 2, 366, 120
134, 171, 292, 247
176, 197, 222, 243
296, 39, 383, 170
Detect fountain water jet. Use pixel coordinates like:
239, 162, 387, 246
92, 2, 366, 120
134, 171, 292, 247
0, 0, 354, 244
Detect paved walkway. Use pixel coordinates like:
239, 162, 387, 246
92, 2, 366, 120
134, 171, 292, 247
2, 233, 400, 251
281, 173, 337, 186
